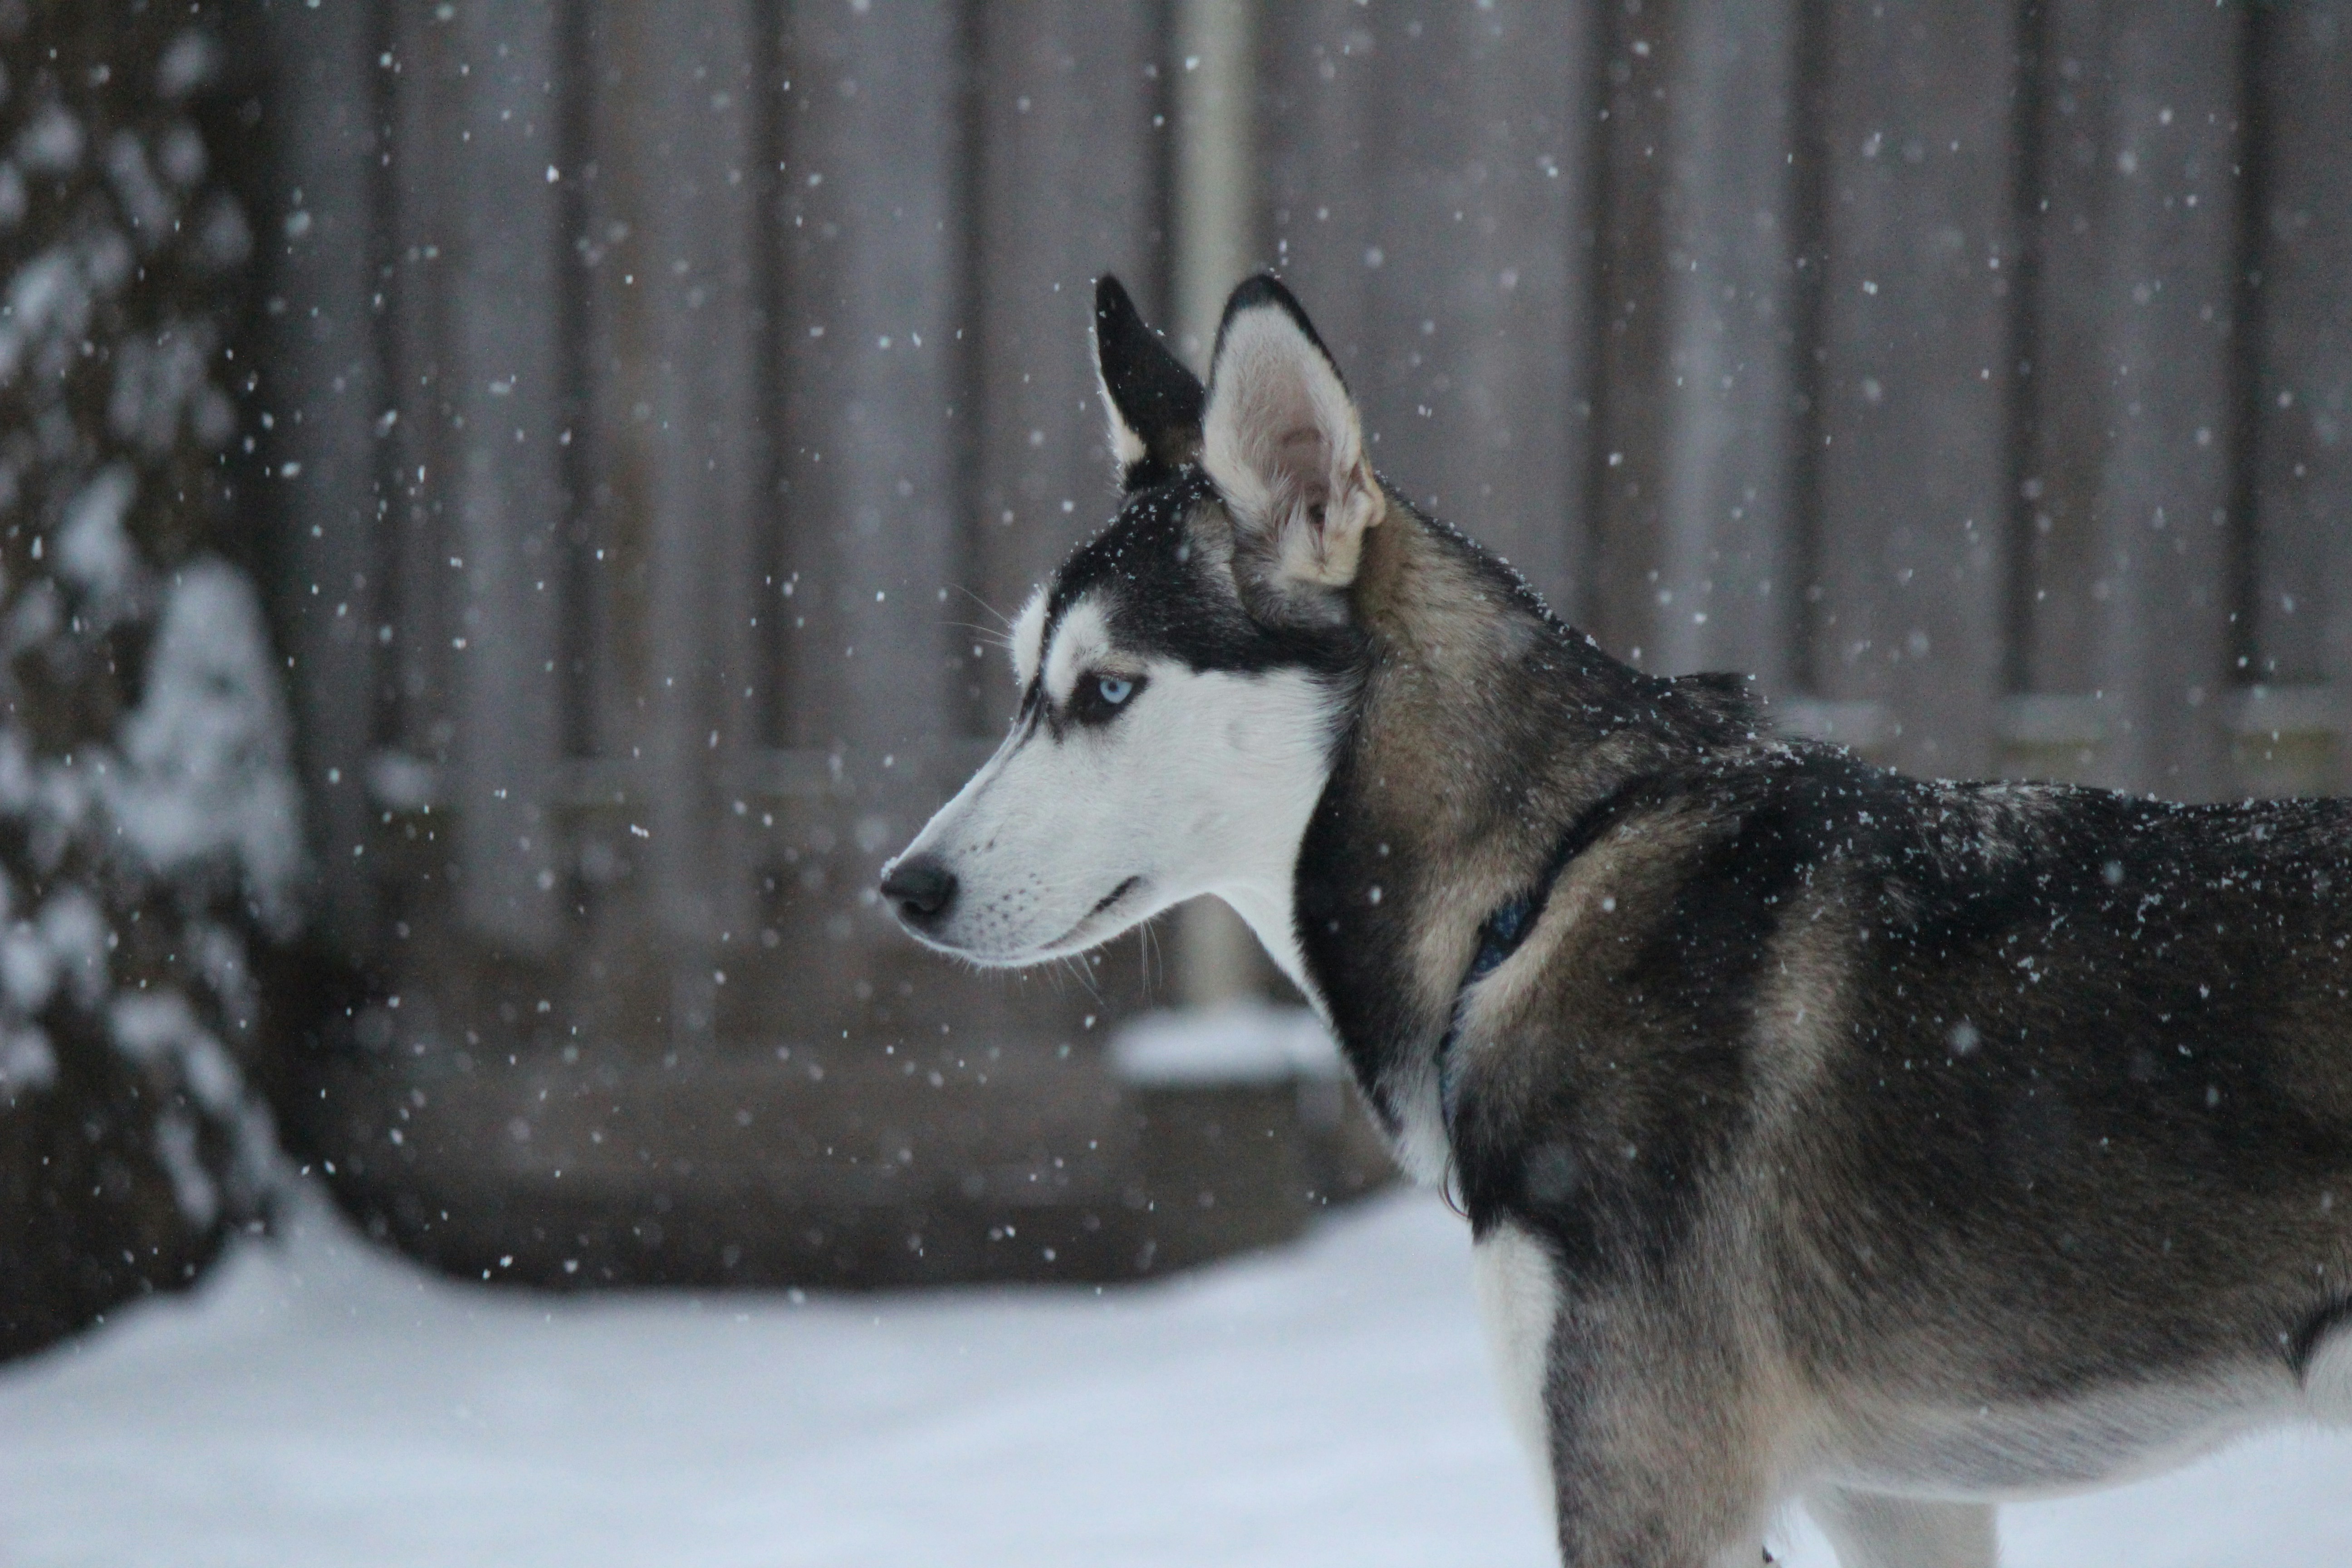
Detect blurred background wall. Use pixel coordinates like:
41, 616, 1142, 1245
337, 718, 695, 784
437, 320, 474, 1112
248, 0, 2350, 1289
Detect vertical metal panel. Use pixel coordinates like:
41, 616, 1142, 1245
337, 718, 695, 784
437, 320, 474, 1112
2011, 2, 2247, 798
967, 3, 1167, 723
1807, 0, 2020, 779
1259, 2, 1598, 616
773, 0, 968, 822
1652, 0, 1804, 690
2010, 0, 2114, 714
1591, 0, 1805, 690
568, 7, 630, 771
261, 1, 2352, 1286
1255, 2, 1378, 450
380, 4, 458, 777
261, 0, 384, 953
443, 0, 568, 953
592, 0, 766, 970
1586, 4, 1678, 665
2082, 6, 2246, 798
2252, 5, 2352, 704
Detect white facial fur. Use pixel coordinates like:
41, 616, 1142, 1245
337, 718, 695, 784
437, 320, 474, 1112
891, 590, 1339, 984
1009, 584, 1049, 690
1094, 359, 1148, 478
1041, 597, 1113, 708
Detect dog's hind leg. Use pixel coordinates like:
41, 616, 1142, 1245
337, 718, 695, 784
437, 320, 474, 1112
1805, 1488, 1994, 1568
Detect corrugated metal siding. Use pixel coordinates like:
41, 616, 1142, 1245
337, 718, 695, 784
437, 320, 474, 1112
260, 0, 2352, 1283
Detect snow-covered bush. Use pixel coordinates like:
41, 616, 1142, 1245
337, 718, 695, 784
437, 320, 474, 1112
0, 3, 302, 1358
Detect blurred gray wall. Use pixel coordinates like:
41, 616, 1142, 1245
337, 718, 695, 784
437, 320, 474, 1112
257, 0, 2352, 1285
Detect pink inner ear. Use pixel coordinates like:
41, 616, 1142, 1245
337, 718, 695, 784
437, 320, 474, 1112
1276, 425, 1328, 496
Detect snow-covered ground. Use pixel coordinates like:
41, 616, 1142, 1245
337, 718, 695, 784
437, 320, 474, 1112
1, 1185, 2347, 1567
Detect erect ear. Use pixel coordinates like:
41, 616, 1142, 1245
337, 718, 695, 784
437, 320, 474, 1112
1093, 275, 1204, 491
1199, 274, 1384, 598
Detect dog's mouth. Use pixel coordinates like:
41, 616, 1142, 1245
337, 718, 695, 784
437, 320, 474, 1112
1039, 875, 1146, 956
1092, 876, 1144, 918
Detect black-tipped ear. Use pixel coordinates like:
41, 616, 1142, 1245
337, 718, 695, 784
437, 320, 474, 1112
1200, 272, 1383, 600
1211, 273, 1343, 387
1093, 275, 1205, 491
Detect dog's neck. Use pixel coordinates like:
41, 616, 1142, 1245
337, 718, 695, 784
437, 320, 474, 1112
1290, 493, 1752, 1177
1342, 489, 1708, 877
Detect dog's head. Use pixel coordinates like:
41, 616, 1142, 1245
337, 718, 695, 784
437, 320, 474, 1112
879, 275, 1383, 981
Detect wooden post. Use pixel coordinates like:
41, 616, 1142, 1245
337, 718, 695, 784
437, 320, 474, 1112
1808, 0, 2020, 780
1171, 0, 1262, 1009
1585, 2, 1674, 670
2008, 0, 2118, 778
260, 0, 384, 954
1255, 0, 1377, 499
444, 0, 568, 955
1172, 0, 1257, 371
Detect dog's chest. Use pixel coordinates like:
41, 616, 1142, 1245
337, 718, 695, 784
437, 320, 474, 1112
1472, 1220, 1562, 1509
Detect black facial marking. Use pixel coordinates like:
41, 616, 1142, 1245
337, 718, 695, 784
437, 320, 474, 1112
1036, 473, 1362, 688
1089, 875, 1143, 919
2288, 1294, 2352, 1381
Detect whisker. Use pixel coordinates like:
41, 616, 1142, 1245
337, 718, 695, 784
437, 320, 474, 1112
952, 583, 1019, 632
1061, 951, 1107, 1010
1139, 916, 1164, 1001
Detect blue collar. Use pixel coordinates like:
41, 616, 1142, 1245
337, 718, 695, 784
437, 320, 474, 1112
1435, 783, 1637, 1127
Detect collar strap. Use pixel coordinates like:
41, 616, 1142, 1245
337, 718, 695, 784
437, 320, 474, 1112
1436, 781, 1639, 1127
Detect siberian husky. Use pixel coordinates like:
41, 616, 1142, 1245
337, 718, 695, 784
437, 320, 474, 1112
881, 273, 2352, 1566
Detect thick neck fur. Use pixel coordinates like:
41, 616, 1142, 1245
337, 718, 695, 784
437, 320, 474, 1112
1292, 489, 1761, 1179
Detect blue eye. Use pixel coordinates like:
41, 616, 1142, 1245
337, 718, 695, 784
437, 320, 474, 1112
1098, 676, 1134, 706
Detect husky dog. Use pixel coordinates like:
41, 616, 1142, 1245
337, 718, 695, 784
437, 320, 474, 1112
881, 273, 2352, 1566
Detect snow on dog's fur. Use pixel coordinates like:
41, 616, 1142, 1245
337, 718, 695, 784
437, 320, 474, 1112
884, 273, 2352, 1568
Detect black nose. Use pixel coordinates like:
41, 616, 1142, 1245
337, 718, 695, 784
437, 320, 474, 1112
880, 855, 958, 926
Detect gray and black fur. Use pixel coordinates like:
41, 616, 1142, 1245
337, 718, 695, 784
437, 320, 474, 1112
888, 274, 2352, 1567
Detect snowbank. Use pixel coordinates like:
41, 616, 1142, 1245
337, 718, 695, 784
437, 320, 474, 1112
0, 1186, 2347, 1566
1109, 1001, 1347, 1086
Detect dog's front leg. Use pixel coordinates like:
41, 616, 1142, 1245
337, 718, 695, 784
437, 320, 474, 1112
1805, 1487, 1994, 1568
1535, 1298, 1779, 1566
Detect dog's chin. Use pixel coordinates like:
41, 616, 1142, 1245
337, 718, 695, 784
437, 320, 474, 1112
900, 876, 1152, 970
